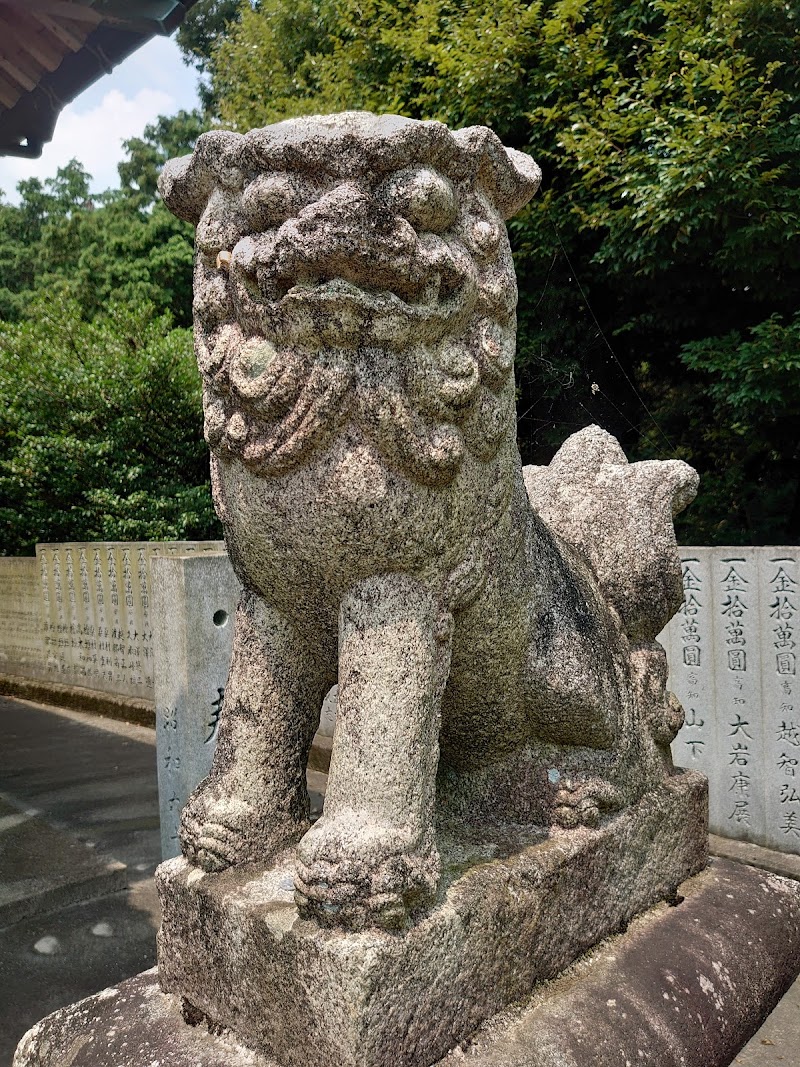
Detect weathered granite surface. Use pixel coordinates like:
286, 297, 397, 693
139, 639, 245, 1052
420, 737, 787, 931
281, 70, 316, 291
157, 773, 707, 1067
14, 858, 800, 1067
157, 110, 700, 933
436, 857, 800, 1067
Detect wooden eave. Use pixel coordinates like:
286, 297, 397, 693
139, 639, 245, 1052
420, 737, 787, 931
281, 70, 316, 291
0, 1, 198, 157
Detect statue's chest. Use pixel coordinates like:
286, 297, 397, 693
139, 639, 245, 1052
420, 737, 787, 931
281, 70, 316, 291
219, 433, 464, 578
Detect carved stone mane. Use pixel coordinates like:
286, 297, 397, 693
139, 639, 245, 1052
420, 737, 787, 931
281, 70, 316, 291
161, 112, 541, 484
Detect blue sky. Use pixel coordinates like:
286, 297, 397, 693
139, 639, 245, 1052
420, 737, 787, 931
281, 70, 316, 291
0, 33, 202, 204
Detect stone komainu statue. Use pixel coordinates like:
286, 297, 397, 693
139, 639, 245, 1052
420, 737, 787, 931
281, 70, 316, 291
159, 112, 698, 931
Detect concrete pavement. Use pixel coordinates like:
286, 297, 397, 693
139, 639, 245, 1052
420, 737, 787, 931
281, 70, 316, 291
0, 695, 798, 1066
0, 698, 161, 1065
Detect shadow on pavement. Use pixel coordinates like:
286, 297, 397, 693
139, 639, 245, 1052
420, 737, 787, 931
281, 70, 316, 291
0, 697, 161, 1066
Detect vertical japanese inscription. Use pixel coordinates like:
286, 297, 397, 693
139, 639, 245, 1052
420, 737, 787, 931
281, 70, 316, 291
94, 547, 111, 687
714, 551, 765, 841
120, 548, 143, 689
47, 548, 69, 677
0, 558, 45, 677
157, 701, 182, 851
64, 547, 82, 684
667, 550, 716, 785
761, 550, 800, 849
39, 549, 56, 674
80, 549, 90, 608
52, 549, 64, 625
138, 548, 154, 690
76, 548, 99, 686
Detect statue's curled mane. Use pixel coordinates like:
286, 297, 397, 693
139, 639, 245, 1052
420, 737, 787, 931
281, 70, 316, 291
160, 112, 541, 483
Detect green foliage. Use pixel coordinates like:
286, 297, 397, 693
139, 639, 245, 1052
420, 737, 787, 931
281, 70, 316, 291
211, 0, 333, 130
659, 313, 800, 544
177, 0, 243, 72
0, 112, 218, 554
176, 0, 245, 110
0, 297, 220, 555
2, 1, 798, 550
0, 110, 206, 326
206, 0, 800, 543
119, 110, 207, 201
681, 313, 800, 412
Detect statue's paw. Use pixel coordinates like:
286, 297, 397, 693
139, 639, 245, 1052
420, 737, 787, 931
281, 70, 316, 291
552, 777, 623, 830
651, 691, 685, 746
180, 793, 260, 873
293, 818, 440, 931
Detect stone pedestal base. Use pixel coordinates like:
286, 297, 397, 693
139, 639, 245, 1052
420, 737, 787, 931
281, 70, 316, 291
156, 772, 707, 1067
14, 857, 800, 1067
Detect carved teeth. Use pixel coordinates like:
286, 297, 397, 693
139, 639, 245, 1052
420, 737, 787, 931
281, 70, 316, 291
436, 339, 476, 379
216, 250, 233, 270
226, 411, 248, 442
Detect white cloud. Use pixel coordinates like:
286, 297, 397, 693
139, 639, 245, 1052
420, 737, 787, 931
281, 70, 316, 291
0, 34, 200, 203
0, 88, 174, 201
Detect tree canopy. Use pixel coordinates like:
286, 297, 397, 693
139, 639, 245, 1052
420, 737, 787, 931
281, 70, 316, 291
197, 0, 800, 544
2, 0, 798, 552
0, 112, 203, 325
0, 113, 218, 553
0, 297, 216, 555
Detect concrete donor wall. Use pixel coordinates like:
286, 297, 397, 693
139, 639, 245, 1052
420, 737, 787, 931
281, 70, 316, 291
0, 557, 45, 679
660, 547, 800, 853
0, 542, 225, 705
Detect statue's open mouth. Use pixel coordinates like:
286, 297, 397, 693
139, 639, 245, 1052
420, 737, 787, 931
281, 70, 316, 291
276, 275, 477, 345
283, 276, 442, 310
225, 228, 479, 346
284, 276, 428, 304
227, 232, 479, 347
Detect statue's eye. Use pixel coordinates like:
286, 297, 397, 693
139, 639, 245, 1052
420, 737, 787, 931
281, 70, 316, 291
242, 173, 310, 228
382, 167, 458, 233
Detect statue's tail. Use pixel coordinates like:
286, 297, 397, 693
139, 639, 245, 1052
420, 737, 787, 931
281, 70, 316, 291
523, 425, 698, 643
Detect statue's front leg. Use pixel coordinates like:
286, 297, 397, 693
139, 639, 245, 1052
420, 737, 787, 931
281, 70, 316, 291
181, 590, 328, 872
295, 574, 450, 930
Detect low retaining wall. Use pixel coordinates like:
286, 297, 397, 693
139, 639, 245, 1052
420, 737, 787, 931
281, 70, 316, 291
3, 542, 800, 860
0, 541, 225, 723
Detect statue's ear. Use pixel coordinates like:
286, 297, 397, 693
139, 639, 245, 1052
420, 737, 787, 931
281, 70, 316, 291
453, 126, 542, 219
158, 130, 243, 224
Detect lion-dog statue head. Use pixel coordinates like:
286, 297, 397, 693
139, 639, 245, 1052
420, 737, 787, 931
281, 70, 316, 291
160, 111, 540, 485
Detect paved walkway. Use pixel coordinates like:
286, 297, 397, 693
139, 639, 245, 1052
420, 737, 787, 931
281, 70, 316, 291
0, 695, 798, 1066
0, 697, 161, 1066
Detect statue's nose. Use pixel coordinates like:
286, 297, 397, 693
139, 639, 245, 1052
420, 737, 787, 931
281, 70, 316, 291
244, 180, 428, 301
296, 181, 367, 227
293, 181, 415, 247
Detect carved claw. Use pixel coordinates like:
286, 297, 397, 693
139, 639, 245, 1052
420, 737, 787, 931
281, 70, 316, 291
181, 813, 244, 873
294, 819, 440, 931
180, 791, 268, 873
651, 691, 686, 746
552, 777, 623, 830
